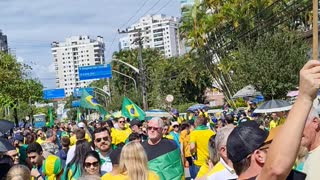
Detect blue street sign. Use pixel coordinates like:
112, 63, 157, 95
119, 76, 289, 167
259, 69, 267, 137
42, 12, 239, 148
73, 87, 94, 97
43, 88, 65, 100
72, 100, 80, 107
78, 64, 112, 81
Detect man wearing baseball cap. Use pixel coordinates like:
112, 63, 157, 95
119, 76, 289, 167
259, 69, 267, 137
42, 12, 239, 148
227, 121, 280, 179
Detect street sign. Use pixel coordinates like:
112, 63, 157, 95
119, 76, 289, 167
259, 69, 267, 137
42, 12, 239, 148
72, 100, 80, 107
43, 88, 65, 100
73, 87, 94, 97
78, 64, 112, 81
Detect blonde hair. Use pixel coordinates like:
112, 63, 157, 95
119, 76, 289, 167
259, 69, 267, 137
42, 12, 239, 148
6, 165, 30, 180
119, 142, 149, 180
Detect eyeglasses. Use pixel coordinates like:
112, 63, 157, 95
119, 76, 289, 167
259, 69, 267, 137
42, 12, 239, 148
95, 136, 110, 143
147, 126, 160, 131
84, 161, 99, 168
118, 121, 125, 124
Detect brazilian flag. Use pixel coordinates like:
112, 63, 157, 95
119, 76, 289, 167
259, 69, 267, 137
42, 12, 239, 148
121, 96, 145, 120
80, 89, 108, 116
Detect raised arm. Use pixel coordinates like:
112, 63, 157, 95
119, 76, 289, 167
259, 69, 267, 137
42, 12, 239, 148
259, 60, 320, 180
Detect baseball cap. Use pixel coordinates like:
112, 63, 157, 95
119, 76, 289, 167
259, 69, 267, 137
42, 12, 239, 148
227, 121, 269, 163
171, 121, 179, 127
78, 122, 85, 128
129, 120, 141, 127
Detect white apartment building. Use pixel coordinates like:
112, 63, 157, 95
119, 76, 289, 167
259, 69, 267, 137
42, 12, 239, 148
119, 14, 183, 57
51, 35, 105, 96
119, 36, 130, 50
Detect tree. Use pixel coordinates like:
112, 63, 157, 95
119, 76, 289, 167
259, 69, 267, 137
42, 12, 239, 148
0, 52, 43, 125
230, 31, 309, 99
180, 0, 312, 100
90, 48, 213, 111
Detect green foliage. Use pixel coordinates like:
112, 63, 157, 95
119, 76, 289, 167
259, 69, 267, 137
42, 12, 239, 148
174, 102, 197, 113
0, 52, 44, 125
89, 49, 213, 111
180, 0, 312, 100
229, 98, 247, 108
230, 31, 308, 99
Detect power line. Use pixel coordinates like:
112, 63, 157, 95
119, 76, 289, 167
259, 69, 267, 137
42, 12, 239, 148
153, 0, 173, 15
105, 0, 152, 58
119, 0, 151, 30
140, 0, 162, 18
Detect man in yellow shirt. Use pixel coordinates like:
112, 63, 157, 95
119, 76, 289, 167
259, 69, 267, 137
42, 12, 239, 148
111, 117, 132, 147
36, 129, 46, 145
190, 116, 215, 178
269, 112, 286, 129
69, 122, 92, 146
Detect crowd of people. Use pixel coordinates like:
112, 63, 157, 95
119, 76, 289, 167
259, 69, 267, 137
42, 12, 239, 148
0, 60, 320, 180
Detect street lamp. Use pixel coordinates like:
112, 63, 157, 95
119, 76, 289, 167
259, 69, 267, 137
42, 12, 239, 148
112, 70, 137, 90
111, 58, 139, 74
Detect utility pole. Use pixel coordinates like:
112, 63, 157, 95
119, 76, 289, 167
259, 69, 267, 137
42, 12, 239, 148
118, 28, 148, 110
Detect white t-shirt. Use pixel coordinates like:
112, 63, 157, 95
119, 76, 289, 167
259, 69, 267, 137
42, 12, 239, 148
65, 145, 76, 165
65, 145, 94, 165
304, 145, 320, 180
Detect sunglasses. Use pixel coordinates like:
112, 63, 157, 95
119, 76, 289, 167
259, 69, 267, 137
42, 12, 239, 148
37, 133, 42, 136
173, 125, 179, 128
118, 121, 125, 124
95, 136, 110, 143
147, 126, 160, 131
84, 161, 99, 168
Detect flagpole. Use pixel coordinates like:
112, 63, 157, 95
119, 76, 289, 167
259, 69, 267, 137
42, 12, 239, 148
313, 0, 318, 60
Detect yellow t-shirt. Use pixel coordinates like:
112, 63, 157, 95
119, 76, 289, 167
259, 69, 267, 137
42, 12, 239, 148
190, 128, 215, 166
36, 137, 46, 145
196, 163, 209, 178
270, 118, 285, 130
269, 120, 277, 129
101, 171, 159, 180
69, 133, 92, 146
163, 134, 174, 140
179, 130, 191, 158
207, 161, 225, 176
111, 128, 132, 145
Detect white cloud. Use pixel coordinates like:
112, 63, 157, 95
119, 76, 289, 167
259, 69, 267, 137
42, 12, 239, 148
0, 0, 181, 88
16, 56, 24, 63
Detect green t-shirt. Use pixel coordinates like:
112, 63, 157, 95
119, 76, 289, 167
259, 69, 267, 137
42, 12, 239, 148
19, 144, 28, 165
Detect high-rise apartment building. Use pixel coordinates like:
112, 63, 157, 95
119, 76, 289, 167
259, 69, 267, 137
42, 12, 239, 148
119, 14, 182, 57
180, 0, 195, 16
0, 30, 8, 53
51, 35, 105, 96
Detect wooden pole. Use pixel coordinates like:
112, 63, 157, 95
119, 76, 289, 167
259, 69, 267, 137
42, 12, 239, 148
313, 0, 319, 60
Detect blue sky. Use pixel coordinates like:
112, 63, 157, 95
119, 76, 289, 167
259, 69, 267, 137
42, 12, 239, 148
0, 0, 181, 88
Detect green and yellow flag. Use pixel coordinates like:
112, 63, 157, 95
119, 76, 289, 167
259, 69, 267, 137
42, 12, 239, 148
121, 96, 145, 120
80, 89, 108, 116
